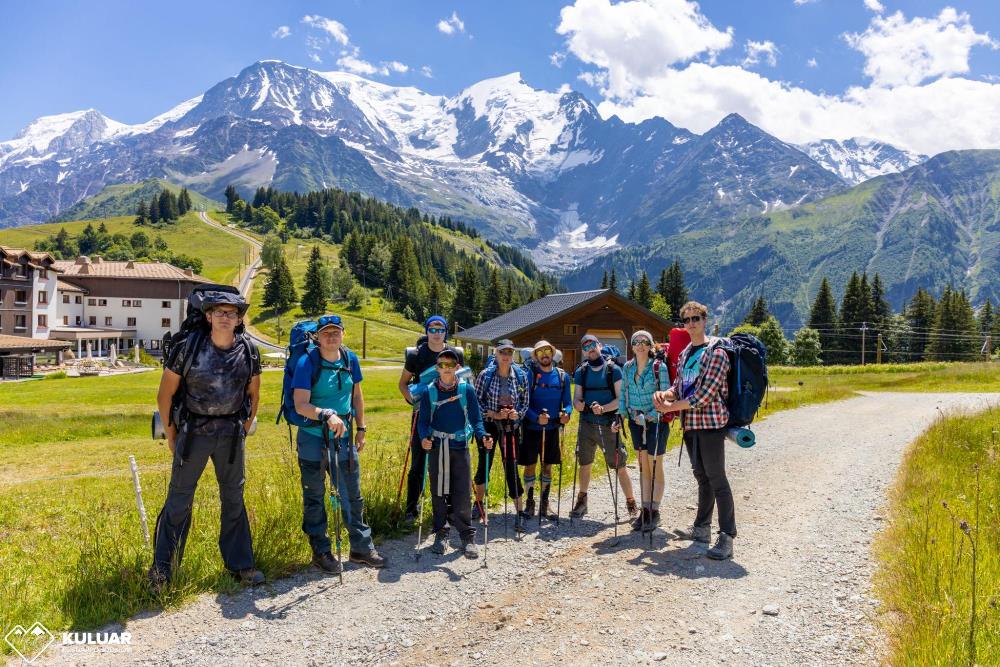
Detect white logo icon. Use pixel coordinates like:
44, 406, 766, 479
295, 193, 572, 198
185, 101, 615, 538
4, 622, 55, 663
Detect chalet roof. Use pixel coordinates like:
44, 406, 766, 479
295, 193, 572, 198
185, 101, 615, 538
0, 334, 72, 351
53, 256, 209, 282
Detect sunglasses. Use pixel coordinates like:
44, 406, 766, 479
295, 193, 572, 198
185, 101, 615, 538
631, 339, 651, 347
535, 347, 553, 357
681, 315, 704, 324
427, 327, 447, 335
210, 310, 240, 320
581, 341, 597, 352
436, 361, 458, 369
498, 349, 514, 356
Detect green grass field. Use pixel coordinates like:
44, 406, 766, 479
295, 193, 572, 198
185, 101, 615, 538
1, 361, 998, 658
0, 212, 252, 286
874, 407, 1000, 666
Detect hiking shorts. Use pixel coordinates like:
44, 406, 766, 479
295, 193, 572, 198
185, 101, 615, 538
518, 428, 562, 465
576, 420, 626, 469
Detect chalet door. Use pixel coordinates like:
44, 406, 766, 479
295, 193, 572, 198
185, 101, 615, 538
562, 349, 577, 371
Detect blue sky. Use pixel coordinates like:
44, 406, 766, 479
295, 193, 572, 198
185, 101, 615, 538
2, 0, 998, 153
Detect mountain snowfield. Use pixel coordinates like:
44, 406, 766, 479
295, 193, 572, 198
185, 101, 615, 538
1, 60, 926, 269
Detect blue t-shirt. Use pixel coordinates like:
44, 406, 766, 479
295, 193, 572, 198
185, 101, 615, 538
525, 368, 572, 431
573, 361, 622, 424
417, 381, 486, 448
292, 348, 363, 441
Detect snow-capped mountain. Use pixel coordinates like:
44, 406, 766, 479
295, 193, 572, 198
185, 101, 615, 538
1, 60, 855, 268
799, 138, 927, 185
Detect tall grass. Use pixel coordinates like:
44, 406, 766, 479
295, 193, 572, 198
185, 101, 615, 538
874, 406, 1000, 666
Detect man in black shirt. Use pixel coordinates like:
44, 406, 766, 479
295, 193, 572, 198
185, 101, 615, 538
397, 315, 465, 523
148, 291, 263, 589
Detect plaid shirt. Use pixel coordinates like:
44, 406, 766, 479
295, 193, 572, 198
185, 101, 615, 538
475, 365, 529, 421
673, 343, 730, 431
621, 358, 671, 422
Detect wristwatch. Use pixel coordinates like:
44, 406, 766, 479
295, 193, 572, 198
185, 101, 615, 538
356, 425, 367, 432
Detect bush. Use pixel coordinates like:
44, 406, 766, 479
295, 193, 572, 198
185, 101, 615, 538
44, 371, 67, 380
347, 285, 369, 309
791, 327, 822, 366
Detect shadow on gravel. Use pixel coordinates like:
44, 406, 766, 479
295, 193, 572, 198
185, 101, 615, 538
623, 539, 749, 580
215, 574, 342, 621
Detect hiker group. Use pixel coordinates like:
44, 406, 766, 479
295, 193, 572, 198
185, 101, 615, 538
147, 287, 766, 589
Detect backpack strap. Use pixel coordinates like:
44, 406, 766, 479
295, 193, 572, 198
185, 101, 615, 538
428, 380, 473, 440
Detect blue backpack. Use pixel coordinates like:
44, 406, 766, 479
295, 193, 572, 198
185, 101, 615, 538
426, 380, 474, 441
709, 333, 768, 427
277, 320, 357, 429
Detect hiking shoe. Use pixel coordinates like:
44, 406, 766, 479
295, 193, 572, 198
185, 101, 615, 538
472, 502, 483, 523
569, 493, 588, 518
676, 524, 712, 543
626, 497, 639, 518
312, 551, 343, 574
707, 533, 734, 560
349, 549, 387, 568
402, 511, 418, 528
461, 540, 479, 559
431, 531, 447, 555
644, 510, 661, 532
631, 508, 651, 532
146, 565, 170, 594
233, 568, 266, 586
538, 494, 556, 520
524, 488, 536, 516
514, 512, 529, 533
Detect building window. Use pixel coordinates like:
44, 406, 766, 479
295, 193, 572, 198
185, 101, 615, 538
104, 316, 113, 327
122, 299, 131, 307
14, 290, 27, 304
38, 290, 47, 304
88, 298, 97, 306
75, 316, 81, 326
98, 299, 107, 306
39, 267, 48, 279
127, 317, 136, 327
133, 299, 142, 307
75, 295, 82, 304
563, 324, 578, 336
63, 316, 69, 325
161, 318, 171, 328
37, 314, 47, 328
162, 300, 170, 308
14, 314, 26, 331
62, 294, 70, 304
88, 316, 96, 326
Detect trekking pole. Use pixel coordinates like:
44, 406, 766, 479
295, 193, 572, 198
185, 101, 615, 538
539, 410, 548, 528
648, 418, 661, 546
556, 424, 564, 526
570, 428, 579, 527
509, 419, 523, 541
501, 424, 509, 539
597, 420, 620, 547
414, 448, 430, 561
636, 417, 646, 539
323, 424, 344, 584
395, 411, 416, 516
482, 437, 491, 568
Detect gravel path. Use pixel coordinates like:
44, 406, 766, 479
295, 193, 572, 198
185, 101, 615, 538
46, 392, 998, 667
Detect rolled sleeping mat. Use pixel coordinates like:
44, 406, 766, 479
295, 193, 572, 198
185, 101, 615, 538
725, 427, 755, 448
152, 411, 257, 439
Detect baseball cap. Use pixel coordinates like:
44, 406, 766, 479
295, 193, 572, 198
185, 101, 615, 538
580, 334, 600, 346
317, 314, 345, 332
496, 339, 516, 352
436, 348, 459, 362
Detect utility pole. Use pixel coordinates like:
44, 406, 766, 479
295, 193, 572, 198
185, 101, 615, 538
362, 319, 368, 360
876, 333, 883, 365
983, 335, 992, 360
713, 322, 719, 336
860, 322, 868, 366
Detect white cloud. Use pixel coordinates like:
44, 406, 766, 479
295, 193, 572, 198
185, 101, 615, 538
301, 15, 350, 45
863, 0, 885, 12
793, 0, 819, 4
437, 11, 465, 35
337, 54, 384, 76
557, 2, 1000, 156
272, 25, 291, 39
742, 40, 779, 67
845, 8, 998, 87
386, 61, 409, 74
308, 52, 322, 64
550, 51, 567, 68
556, 0, 733, 99
807, 57, 818, 67
420, 65, 434, 78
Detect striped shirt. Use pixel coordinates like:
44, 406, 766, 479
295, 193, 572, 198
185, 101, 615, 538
621, 358, 670, 421
673, 342, 730, 430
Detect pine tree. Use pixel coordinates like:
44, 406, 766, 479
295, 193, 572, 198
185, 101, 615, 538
148, 195, 160, 224
426, 273, 446, 318
300, 246, 329, 316
451, 262, 482, 327
159, 190, 179, 221
600, 270, 608, 289
870, 274, 892, 321
659, 261, 688, 318
224, 185, 241, 213
928, 286, 978, 361
264, 254, 297, 312
978, 298, 994, 334
904, 288, 937, 360
627, 281, 637, 301
178, 188, 193, 215
134, 200, 148, 226
744, 296, 770, 326
808, 277, 838, 364
609, 269, 618, 292
636, 271, 653, 308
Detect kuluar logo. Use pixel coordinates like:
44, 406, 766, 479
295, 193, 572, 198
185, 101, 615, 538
4, 622, 55, 664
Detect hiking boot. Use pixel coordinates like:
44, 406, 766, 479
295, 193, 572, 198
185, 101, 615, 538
147, 565, 170, 594
569, 493, 588, 518
312, 551, 343, 574
402, 511, 418, 528
676, 524, 712, 543
524, 488, 536, 516
461, 540, 479, 559
349, 549, 387, 568
233, 568, 266, 586
626, 497, 639, 518
644, 510, 661, 533
631, 508, 651, 532
707, 533, 734, 560
514, 512, 529, 533
431, 531, 447, 555
538, 492, 556, 520
472, 501, 483, 523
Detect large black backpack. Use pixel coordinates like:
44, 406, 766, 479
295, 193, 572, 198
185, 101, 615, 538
709, 333, 768, 427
